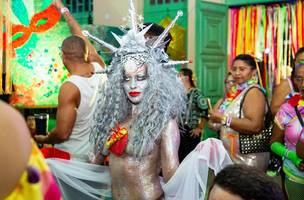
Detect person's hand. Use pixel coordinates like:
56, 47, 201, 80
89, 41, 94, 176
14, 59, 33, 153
190, 128, 202, 138
34, 134, 48, 144
209, 110, 224, 124
208, 121, 220, 131
208, 120, 215, 129
53, 0, 64, 10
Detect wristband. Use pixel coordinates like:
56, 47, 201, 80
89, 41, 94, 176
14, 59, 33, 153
226, 116, 232, 127
60, 7, 69, 14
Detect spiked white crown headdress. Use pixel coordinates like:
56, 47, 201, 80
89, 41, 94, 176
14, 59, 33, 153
83, 0, 188, 73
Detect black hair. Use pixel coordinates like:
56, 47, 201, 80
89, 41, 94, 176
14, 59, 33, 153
143, 22, 172, 52
295, 47, 304, 62
233, 54, 257, 69
292, 47, 304, 78
209, 164, 284, 200
62, 35, 87, 61
232, 54, 265, 85
180, 68, 195, 87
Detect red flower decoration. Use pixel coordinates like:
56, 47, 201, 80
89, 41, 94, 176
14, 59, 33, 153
106, 126, 128, 156
288, 94, 302, 107
109, 134, 128, 156
225, 88, 241, 99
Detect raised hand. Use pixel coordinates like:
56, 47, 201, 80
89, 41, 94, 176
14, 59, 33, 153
53, 0, 64, 10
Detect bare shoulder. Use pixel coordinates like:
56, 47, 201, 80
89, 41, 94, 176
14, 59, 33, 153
243, 87, 266, 106
162, 119, 179, 137
246, 87, 265, 98
167, 119, 179, 130
58, 81, 80, 102
60, 81, 79, 93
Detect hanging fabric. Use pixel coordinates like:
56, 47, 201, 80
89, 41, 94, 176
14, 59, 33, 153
228, 1, 304, 99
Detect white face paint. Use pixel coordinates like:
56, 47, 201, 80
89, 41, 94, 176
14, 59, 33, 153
123, 59, 148, 105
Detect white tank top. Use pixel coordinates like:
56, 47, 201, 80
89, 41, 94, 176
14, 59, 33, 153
55, 62, 106, 161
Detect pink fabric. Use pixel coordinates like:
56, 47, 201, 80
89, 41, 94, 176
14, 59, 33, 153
43, 172, 62, 200
275, 103, 304, 150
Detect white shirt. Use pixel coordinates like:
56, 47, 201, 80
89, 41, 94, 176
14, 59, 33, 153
55, 62, 106, 161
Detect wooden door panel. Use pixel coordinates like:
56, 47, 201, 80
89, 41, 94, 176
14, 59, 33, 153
196, 2, 227, 104
196, 1, 227, 139
200, 16, 227, 55
203, 57, 226, 95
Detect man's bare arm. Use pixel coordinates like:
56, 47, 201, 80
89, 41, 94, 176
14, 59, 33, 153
53, 0, 105, 67
35, 82, 78, 144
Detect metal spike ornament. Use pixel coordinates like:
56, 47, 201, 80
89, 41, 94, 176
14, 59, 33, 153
82, 30, 118, 53
128, 0, 138, 33
152, 10, 183, 49
83, 0, 188, 72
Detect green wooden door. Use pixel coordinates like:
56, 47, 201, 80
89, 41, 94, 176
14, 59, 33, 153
195, 1, 228, 139
144, 0, 187, 27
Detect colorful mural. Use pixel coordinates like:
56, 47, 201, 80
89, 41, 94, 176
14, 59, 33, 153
0, 0, 123, 108
1, 0, 70, 107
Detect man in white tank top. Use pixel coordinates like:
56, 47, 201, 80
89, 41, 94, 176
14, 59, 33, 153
35, 0, 106, 162
34, 2, 113, 200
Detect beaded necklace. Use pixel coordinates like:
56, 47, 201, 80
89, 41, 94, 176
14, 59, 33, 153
219, 77, 258, 113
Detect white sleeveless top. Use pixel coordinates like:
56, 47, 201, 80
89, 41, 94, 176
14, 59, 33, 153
55, 62, 106, 161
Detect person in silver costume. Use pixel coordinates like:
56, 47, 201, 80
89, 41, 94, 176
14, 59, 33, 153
90, 36, 185, 199
88, 1, 186, 199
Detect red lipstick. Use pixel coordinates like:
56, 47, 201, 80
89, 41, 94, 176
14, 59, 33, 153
129, 91, 141, 97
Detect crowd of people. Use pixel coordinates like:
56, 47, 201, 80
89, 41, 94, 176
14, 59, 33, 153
2, 0, 304, 199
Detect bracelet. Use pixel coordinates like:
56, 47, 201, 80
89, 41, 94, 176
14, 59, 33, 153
221, 115, 227, 125
60, 7, 69, 14
226, 116, 232, 127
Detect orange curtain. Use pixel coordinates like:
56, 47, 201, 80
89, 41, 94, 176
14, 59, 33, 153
0, 0, 12, 94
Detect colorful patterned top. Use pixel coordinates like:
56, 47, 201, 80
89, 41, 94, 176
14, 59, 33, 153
5, 140, 61, 200
180, 88, 208, 129
275, 102, 304, 183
